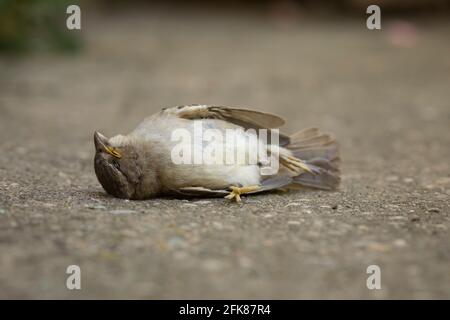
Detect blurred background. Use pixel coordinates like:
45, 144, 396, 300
1, 0, 449, 144
0, 0, 449, 299
1, 0, 450, 53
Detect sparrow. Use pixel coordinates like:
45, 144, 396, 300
94, 105, 340, 202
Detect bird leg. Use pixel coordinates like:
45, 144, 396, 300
225, 185, 260, 202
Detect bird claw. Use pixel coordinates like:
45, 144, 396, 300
225, 185, 260, 202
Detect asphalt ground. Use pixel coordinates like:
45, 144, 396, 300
0, 9, 449, 298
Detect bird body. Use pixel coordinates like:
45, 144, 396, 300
111, 115, 262, 189
94, 105, 340, 201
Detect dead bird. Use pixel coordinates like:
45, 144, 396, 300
94, 105, 340, 202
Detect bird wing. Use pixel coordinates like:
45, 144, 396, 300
162, 105, 290, 145
164, 104, 285, 128
172, 176, 293, 198
171, 186, 229, 198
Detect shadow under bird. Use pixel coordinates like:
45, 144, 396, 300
94, 105, 340, 202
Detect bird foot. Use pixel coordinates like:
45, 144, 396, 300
225, 185, 260, 202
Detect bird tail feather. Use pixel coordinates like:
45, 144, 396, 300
287, 128, 341, 190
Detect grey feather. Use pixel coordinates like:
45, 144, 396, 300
286, 128, 341, 190
173, 176, 292, 198
293, 170, 340, 190
173, 186, 229, 198
168, 105, 290, 145
249, 176, 293, 193
171, 105, 284, 128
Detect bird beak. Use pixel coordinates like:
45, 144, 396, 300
94, 131, 122, 159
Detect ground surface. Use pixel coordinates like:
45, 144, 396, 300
0, 8, 449, 299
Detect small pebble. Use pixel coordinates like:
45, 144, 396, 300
389, 216, 407, 221
182, 203, 197, 208
285, 202, 302, 207
168, 236, 186, 249
110, 209, 137, 215
85, 204, 107, 210
358, 225, 369, 231
288, 220, 301, 230
368, 242, 390, 252
0, 208, 6, 214
212, 221, 224, 230
58, 172, 68, 178
194, 200, 212, 205
393, 239, 407, 248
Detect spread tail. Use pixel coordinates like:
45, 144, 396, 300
287, 128, 341, 190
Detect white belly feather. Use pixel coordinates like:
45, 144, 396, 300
163, 119, 263, 189
116, 116, 265, 190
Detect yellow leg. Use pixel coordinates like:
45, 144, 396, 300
225, 185, 260, 202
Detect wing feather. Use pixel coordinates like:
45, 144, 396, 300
163, 105, 290, 145
165, 105, 285, 129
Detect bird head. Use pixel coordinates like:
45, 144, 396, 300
94, 131, 143, 199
